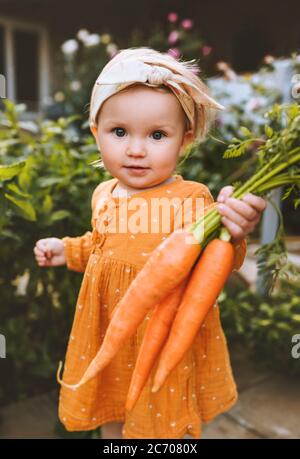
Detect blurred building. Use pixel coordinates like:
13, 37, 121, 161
0, 0, 299, 115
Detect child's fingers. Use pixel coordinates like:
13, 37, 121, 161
36, 240, 52, 258
217, 185, 234, 203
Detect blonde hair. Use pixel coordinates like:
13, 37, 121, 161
89, 47, 218, 169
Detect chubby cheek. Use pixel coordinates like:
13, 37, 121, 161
99, 138, 123, 167
154, 151, 180, 174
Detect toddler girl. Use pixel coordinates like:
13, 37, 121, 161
33, 47, 266, 439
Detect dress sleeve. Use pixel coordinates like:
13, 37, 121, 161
181, 184, 247, 271
62, 182, 104, 273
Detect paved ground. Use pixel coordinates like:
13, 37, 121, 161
0, 345, 299, 439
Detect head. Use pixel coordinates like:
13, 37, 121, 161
91, 83, 193, 190
89, 47, 223, 190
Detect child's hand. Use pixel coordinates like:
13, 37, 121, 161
33, 237, 66, 267
216, 186, 267, 243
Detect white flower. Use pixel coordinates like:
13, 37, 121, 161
106, 43, 118, 57
84, 34, 101, 47
61, 39, 78, 55
77, 29, 90, 42
54, 91, 65, 102
70, 80, 82, 92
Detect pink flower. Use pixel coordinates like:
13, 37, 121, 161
168, 30, 179, 45
245, 97, 263, 112
202, 45, 212, 57
263, 54, 275, 65
181, 19, 193, 30
167, 48, 181, 59
167, 12, 178, 23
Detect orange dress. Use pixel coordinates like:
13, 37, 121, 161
58, 174, 247, 439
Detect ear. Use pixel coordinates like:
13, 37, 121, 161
181, 129, 194, 152
90, 125, 102, 151
90, 125, 98, 138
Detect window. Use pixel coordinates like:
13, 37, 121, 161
0, 17, 50, 115
14, 29, 39, 111
0, 25, 4, 75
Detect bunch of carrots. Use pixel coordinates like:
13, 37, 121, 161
57, 103, 300, 411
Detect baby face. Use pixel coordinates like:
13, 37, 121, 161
91, 84, 193, 193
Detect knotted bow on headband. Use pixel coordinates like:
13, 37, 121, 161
90, 57, 225, 135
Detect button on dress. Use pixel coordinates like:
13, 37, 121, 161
58, 174, 247, 439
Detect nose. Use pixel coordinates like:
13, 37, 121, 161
126, 137, 146, 157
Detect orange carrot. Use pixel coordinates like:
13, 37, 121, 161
125, 277, 189, 412
57, 227, 201, 390
151, 237, 235, 393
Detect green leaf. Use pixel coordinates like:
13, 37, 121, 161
5, 193, 36, 221
49, 210, 72, 223
264, 125, 273, 138
0, 161, 26, 181
42, 195, 53, 213
38, 177, 65, 188
6, 182, 32, 198
240, 126, 252, 137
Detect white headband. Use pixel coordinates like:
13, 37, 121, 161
90, 56, 225, 136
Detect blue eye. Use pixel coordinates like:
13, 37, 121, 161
113, 127, 126, 137
152, 131, 165, 140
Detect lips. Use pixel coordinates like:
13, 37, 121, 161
125, 166, 150, 169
